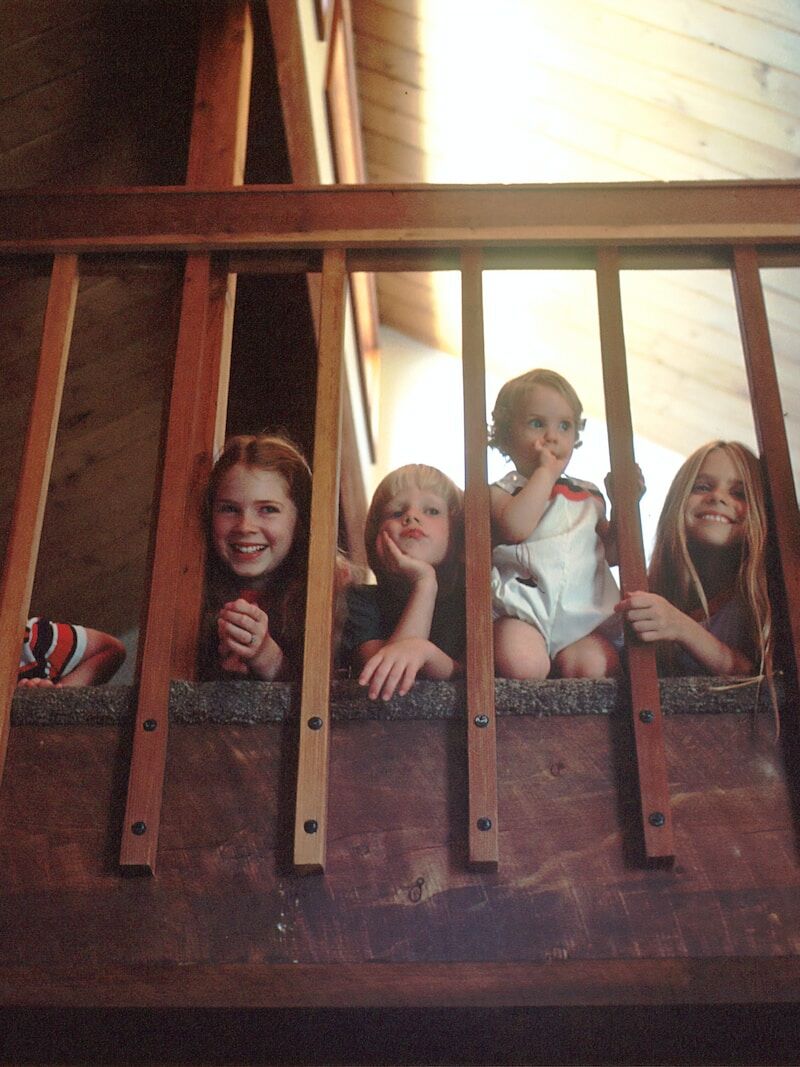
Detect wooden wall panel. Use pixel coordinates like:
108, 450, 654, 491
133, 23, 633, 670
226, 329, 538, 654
1, 710, 799, 998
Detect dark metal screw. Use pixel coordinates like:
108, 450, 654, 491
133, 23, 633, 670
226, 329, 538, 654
648, 811, 666, 828
474, 714, 490, 728
639, 709, 654, 723
131, 821, 147, 835
477, 817, 492, 831
143, 719, 157, 731
307, 716, 323, 730
304, 819, 318, 834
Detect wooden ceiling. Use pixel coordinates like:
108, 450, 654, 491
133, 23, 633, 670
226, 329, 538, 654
350, 0, 800, 475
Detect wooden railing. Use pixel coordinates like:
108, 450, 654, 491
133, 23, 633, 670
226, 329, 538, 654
1, 181, 799, 874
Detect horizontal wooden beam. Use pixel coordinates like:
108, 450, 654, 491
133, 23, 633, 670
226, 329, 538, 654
2, 182, 800, 256
3, 958, 800, 1007
4, 246, 800, 278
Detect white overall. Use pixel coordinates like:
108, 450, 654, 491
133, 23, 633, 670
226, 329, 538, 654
491, 471, 620, 656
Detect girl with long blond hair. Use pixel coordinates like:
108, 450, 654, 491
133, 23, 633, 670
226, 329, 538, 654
616, 440, 772, 677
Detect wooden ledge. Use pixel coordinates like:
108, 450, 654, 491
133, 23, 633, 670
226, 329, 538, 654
10, 674, 782, 727
3, 957, 800, 1008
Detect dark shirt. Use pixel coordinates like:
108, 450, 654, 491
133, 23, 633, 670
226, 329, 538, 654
340, 582, 466, 669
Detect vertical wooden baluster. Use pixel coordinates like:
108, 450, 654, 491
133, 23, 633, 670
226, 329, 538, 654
120, 254, 211, 872
121, 3, 253, 870
596, 247, 674, 861
460, 249, 499, 869
171, 0, 253, 678
169, 259, 235, 678
731, 248, 800, 694
0, 255, 78, 787
293, 247, 346, 873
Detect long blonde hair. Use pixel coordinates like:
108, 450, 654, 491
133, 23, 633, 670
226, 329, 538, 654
365, 464, 464, 596
648, 441, 771, 677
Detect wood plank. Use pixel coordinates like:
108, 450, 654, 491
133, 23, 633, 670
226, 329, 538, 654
3, 709, 800, 1006
364, 0, 800, 156
227, 246, 796, 276
119, 254, 211, 873
596, 247, 674, 862
600, 0, 800, 76
2, 183, 800, 254
293, 248, 347, 873
359, 81, 795, 185
268, 0, 369, 565
460, 250, 498, 869
361, 0, 800, 116
169, 260, 234, 680
327, 0, 380, 459
4, 958, 800, 1008
0, 12, 112, 100
171, 1, 253, 680
266, 0, 319, 185
0, 0, 107, 46
185, 1, 253, 188
731, 247, 800, 700
0, 254, 77, 788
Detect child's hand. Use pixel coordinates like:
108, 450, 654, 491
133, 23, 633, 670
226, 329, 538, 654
376, 530, 437, 586
218, 650, 249, 675
16, 677, 56, 688
530, 438, 567, 478
615, 591, 687, 643
359, 637, 436, 701
217, 598, 271, 670
604, 464, 646, 505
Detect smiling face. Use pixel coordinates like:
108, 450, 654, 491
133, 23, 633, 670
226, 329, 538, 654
506, 384, 579, 477
684, 448, 748, 549
211, 463, 298, 589
378, 485, 450, 567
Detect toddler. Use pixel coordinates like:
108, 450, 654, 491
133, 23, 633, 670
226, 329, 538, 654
489, 368, 620, 679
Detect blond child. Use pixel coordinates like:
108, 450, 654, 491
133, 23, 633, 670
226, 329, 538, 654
489, 368, 621, 680
342, 464, 465, 701
616, 440, 772, 677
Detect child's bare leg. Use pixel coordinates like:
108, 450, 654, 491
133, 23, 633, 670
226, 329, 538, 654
553, 631, 619, 679
494, 617, 550, 680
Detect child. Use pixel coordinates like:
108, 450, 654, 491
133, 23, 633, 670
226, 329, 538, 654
616, 441, 772, 677
18, 617, 125, 687
342, 464, 465, 701
489, 368, 620, 680
200, 433, 312, 681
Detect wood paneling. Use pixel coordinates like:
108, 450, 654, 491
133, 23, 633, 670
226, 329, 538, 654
351, 0, 800, 478
0, 1, 323, 657
2, 710, 800, 1001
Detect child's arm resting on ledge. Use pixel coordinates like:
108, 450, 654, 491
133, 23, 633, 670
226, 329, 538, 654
615, 591, 754, 676
18, 627, 127, 688
357, 637, 461, 701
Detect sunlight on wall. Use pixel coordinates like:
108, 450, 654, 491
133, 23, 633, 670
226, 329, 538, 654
397, 0, 799, 500
370, 1, 799, 548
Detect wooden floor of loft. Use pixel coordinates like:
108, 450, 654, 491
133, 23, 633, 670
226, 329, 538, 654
2, 677, 800, 1019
